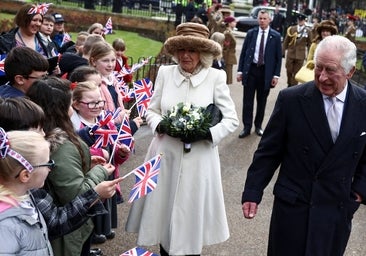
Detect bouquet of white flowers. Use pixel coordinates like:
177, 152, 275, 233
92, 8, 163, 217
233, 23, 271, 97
159, 102, 212, 153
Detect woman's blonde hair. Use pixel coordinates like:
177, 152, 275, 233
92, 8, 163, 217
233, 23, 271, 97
0, 130, 49, 204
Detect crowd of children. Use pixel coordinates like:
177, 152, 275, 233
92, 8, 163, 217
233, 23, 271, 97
0, 3, 144, 256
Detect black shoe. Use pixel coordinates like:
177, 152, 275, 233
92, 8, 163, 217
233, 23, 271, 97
91, 234, 106, 244
90, 248, 102, 255
238, 129, 251, 138
105, 231, 115, 239
255, 128, 263, 136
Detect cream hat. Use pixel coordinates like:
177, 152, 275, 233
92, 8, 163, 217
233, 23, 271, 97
164, 22, 221, 58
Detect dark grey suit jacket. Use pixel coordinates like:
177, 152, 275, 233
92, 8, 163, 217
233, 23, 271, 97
237, 26, 282, 90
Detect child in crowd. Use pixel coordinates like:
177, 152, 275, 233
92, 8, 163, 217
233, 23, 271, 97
112, 38, 133, 84
89, 41, 143, 128
71, 81, 131, 244
26, 77, 115, 256
39, 14, 58, 57
74, 31, 90, 54
0, 97, 124, 256
0, 47, 48, 97
58, 34, 104, 79
88, 23, 105, 36
51, 13, 73, 53
0, 129, 54, 255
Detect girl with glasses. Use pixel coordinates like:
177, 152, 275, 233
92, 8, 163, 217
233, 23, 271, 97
71, 81, 130, 246
26, 77, 116, 256
0, 129, 53, 255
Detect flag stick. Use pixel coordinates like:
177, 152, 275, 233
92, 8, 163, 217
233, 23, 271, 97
121, 168, 136, 179
128, 100, 138, 111
120, 152, 163, 180
108, 121, 123, 164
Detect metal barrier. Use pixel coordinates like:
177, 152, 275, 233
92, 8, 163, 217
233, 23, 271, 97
50, 0, 176, 18
130, 54, 174, 84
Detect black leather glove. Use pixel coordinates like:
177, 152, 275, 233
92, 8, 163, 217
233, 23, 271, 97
156, 121, 181, 138
181, 129, 211, 143
204, 103, 222, 127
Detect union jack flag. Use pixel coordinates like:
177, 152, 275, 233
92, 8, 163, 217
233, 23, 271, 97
118, 82, 135, 102
117, 115, 135, 151
61, 32, 71, 47
120, 247, 158, 256
103, 17, 113, 35
0, 54, 6, 77
92, 128, 119, 148
134, 78, 153, 117
128, 154, 161, 203
130, 57, 151, 74
27, 3, 52, 15
90, 108, 121, 133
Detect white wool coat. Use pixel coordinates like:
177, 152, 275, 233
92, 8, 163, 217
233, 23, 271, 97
125, 65, 239, 255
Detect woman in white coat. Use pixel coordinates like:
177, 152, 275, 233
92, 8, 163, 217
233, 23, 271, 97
125, 22, 239, 256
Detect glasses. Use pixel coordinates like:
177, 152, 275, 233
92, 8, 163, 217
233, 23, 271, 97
33, 159, 55, 170
15, 159, 55, 178
78, 100, 106, 109
23, 74, 48, 80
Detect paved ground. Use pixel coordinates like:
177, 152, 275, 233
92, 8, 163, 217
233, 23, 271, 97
96, 34, 366, 256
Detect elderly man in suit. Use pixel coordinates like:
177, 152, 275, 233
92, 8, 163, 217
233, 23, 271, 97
237, 10, 282, 138
241, 35, 366, 256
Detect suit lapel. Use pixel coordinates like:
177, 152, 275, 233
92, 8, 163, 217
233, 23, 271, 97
317, 82, 365, 173
299, 82, 333, 153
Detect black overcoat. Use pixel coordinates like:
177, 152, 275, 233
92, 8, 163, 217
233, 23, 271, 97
242, 81, 366, 256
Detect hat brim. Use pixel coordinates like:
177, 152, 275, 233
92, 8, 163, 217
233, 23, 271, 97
164, 35, 222, 58
316, 24, 337, 35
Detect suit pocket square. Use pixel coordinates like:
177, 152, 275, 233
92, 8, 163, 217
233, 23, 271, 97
360, 132, 366, 136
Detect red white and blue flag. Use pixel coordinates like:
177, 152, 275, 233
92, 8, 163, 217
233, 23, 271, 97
103, 17, 113, 35
92, 128, 119, 148
61, 32, 71, 47
128, 154, 161, 203
117, 115, 135, 151
0, 54, 6, 77
27, 3, 52, 15
130, 57, 151, 73
120, 247, 158, 256
133, 78, 153, 117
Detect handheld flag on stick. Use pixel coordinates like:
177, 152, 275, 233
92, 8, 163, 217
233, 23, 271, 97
0, 54, 6, 77
133, 78, 153, 117
103, 17, 113, 35
120, 247, 158, 256
127, 154, 161, 203
61, 32, 71, 47
108, 114, 134, 164
117, 115, 135, 151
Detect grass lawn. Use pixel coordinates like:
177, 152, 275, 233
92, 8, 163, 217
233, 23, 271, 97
0, 13, 163, 62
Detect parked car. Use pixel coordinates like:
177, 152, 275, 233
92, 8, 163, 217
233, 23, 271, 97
236, 6, 302, 32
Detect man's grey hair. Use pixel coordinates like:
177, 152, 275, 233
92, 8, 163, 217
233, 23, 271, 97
314, 35, 356, 74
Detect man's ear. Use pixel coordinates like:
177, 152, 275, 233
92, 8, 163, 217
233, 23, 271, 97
346, 66, 356, 79
14, 75, 25, 86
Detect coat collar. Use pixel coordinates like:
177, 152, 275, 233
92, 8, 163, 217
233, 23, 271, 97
173, 66, 210, 88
